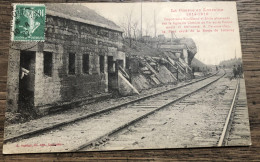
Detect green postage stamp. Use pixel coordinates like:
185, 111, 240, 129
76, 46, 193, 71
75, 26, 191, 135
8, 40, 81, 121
11, 4, 45, 41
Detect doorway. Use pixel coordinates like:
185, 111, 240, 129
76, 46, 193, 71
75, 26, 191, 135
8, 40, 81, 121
18, 51, 35, 112
107, 56, 115, 91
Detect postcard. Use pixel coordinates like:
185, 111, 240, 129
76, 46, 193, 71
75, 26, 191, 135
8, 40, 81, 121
3, 2, 251, 154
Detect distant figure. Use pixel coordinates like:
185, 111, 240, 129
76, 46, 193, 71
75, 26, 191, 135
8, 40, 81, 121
237, 65, 243, 78
192, 67, 195, 79
233, 65, 237, 79
240, 65, 243, 78
216, 66, 218, 71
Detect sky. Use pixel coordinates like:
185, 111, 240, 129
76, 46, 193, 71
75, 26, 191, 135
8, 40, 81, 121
84, 2, 242, 65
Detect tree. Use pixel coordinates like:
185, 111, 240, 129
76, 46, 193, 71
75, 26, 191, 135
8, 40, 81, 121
119, 18, 128, 38
132, 20, 139, 41
119, 8, 135, 47
144, 21, 151, 36
127, 9, 133, 47
154, 9, 157, 38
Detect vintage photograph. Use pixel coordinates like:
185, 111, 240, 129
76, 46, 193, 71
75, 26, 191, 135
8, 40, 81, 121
3, 2, 251, 154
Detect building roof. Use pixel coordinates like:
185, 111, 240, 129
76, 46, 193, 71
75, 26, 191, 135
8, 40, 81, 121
45, 3, 123, 32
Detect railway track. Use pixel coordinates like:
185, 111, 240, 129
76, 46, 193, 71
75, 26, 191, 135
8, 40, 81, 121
4, 70, 226, 153
75, 70, 226, 152
218, 78, 240, 146
4, 71, 220, 144
218, 78, 251, 146
78, 74, 249, 151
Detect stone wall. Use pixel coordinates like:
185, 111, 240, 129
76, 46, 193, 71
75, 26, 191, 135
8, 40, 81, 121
7, 15, 124, 113
7, 49, 20, 112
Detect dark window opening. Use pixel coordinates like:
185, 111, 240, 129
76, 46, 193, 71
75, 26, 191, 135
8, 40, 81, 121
83, 54, 89, 74
126, 57, 130, 69
117, 59, 124, 68
68, 53, 75, 75
100, 55, 104, 73
108, 56, 114, 73
43, 51, 52, 76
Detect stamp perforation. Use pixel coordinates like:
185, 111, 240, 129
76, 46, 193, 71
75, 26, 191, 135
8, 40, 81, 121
11, 3, 46, 42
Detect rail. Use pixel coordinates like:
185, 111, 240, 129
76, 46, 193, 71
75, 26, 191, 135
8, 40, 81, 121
217, 78, 240, 146
4, 70, 222, 144
74, 70, 226, 151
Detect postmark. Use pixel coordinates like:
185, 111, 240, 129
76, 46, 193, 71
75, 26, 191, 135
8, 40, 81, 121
11, 4, 45, 41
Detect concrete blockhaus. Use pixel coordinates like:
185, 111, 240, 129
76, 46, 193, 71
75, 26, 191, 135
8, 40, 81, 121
7, 4, 126, 114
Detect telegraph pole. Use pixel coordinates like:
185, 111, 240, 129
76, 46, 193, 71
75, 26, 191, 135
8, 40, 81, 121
141, 1, 142, 39
154, 9, 157, 38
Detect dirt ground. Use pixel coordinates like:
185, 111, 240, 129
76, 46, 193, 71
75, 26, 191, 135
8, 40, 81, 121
89, 77, 250, 150
3, 71, 220, 153
4, 74, 208, 140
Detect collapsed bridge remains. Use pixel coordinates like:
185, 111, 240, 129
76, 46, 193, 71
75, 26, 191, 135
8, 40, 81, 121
123, 37, 198, 94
